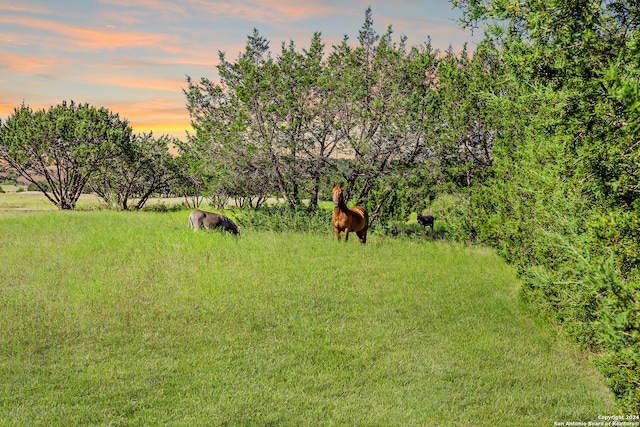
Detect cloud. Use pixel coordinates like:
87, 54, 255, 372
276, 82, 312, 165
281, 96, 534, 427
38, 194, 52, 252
0, 15, 180, 52
85, 74, 187, 93
0, 51, 68, 73
98, 0, 190, 20
0, 3, 50, 14
184, 0, 336, 24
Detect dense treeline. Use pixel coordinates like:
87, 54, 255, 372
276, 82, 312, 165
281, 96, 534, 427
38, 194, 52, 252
459, 0, 640, 411
182, 9, 446, 223
1, 4, 638, 410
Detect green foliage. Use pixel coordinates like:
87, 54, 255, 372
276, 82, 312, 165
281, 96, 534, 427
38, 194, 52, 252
456, 0, 640, 411
0, 101, 132, 209
429, 193, 474, 242
236, 205, 332, 234
185, 9, 441, 212
89, 133, 179, 210
374, 220, 445, 240
140, 201, 189, 212
520, 231, 640, 412
27, 182, 49, 192
434, 39, 503, 189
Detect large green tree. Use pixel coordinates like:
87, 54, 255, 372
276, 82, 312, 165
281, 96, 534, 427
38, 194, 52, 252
185, 29, 282, 206
185, 9, 440, 214
0, 101, 132, 209
328, 8, 440, 209
456, 0, 640, 410
432, 39, 506, 236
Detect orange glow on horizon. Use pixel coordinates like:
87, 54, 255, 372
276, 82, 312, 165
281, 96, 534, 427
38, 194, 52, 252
1, 102, 192, 140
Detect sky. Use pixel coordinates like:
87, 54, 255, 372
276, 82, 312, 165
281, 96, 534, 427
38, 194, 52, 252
0, 0, 482, 139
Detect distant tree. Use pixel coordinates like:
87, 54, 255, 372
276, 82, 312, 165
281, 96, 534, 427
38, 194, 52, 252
89, 133, 178, 210
1, 168, 19, 184
171, 143, 209, 209
0, 101, 131, 209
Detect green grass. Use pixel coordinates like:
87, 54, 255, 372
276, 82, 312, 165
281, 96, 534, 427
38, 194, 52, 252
0, 187, 102, 211
0, 210, 615, 426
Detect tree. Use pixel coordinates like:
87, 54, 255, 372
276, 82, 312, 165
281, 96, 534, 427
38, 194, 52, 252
185, 29, 282, 208
89, 133, 178, 210
430, 39, 506, 237
328, 8, 440, 215
0, 101, 132, 209
455, 0, 640, 411
185, 10, 442, 213
171, 141, 211, 209
274, 33, 339, 209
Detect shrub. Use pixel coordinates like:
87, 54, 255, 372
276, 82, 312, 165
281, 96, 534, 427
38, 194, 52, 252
520, 230, 640, 413
428, 193, 473, 242
374, 219, 445, 240
237, 205, 332, 234
27, 182, 50, 192
141, 202, 189, 212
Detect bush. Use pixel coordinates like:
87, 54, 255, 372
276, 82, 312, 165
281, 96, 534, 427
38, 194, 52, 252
237, 205, 332, 234
376, 221, 423, 239
428, 193, 474, 242
27, 182, 50, 192
520, 229, 640, 413
141, 202, 189, 212
0, 186, 4, 194
374, 218, 445, 240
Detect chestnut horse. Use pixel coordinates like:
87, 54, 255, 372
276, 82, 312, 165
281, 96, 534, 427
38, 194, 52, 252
331, 184, 368, 243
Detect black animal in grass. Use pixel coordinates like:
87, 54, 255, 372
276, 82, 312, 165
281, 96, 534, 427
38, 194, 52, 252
417, 214, 434, 231
188, 209, 240, 235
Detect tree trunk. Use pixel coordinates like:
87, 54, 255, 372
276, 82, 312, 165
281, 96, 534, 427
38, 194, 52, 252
368, 187, 394, 228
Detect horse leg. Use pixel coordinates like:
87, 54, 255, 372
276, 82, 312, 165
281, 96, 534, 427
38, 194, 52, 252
334, 227, 341, 242
344, 228, 350, 242
358, 226, 368, 243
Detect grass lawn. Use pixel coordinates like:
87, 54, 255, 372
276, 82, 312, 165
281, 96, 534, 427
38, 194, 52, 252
0, 209, 615, 426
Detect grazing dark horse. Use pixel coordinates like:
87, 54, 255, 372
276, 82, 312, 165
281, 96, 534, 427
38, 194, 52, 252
331, 184, 368, 243
188, 209, 240, 235
417, 214, 434, 231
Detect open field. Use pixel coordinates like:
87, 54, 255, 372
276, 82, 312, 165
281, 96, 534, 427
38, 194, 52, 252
0, 185, 187, 211
0, 209, 615, 426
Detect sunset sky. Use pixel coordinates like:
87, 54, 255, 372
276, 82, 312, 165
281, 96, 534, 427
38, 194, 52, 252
1, 0, 482, 139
